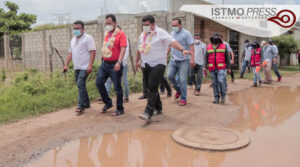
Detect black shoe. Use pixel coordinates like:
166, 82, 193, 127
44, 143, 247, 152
138, 95, 148, 99
101, 104, 113, 113
221, 98, 226, 104
139, 112, 152, 121
153, 109, 162, 115
83, 105, 90, 109
111, 110, 124, 116
240, 75, 243, 79
213, 99, 220, 104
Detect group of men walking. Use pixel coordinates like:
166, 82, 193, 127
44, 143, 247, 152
64, 14, 284, 122
240, 39, 282, 85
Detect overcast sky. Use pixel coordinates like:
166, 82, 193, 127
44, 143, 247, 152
0, 0, 299, 25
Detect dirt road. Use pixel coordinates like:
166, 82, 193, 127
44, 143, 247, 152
1, 73, 299, 167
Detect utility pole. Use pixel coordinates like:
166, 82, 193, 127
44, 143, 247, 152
51, 13, 71, 25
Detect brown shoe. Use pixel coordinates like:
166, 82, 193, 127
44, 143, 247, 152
123, 97, 129, 103
195, 90, 200, 96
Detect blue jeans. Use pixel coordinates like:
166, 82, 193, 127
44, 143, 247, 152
240, 60, 250, 76
75, 70, 90, 109
210, 70, 226, 100
189, 64, 203, 91
187, 67, 193, 86
96, 62, 124, 111
167, 59, 190, 101
271, 62, 281, 78
105, 64, 129, 98
252, 67, 262, 84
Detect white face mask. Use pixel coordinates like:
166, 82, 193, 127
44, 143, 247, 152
143, 26, 151, 33
195, 39, 200, 44
105, 25, 114, 32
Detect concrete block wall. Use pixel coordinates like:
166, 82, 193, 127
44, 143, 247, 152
24, 31, 44, 70
22, 11, 196, 71
45, 28, 71, 70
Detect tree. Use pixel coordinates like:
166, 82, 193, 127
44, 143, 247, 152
0, 1, 37, 36
272, 35, 298, 66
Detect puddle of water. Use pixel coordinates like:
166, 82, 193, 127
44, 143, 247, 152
26, 86, 300, 167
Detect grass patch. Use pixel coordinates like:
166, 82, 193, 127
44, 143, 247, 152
0, 64, 143, 124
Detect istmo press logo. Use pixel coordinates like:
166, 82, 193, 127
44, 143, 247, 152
180, 5, 300, 37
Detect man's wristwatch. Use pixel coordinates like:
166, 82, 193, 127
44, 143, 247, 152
117, 60, 122, 64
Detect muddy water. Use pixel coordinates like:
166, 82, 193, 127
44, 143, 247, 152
26, 86, 300, 167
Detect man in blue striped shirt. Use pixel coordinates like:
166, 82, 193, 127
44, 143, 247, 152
167, 18, 195, 106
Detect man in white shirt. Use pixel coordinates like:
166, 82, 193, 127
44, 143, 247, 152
189, 33, 206, 96
63, 20, 96, 114
135, 15, 191, 121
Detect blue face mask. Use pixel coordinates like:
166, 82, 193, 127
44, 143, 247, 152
74, 30, 81, 37
172, 26, 179, 33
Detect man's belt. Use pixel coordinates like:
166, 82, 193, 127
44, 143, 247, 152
104, 60, 118, 64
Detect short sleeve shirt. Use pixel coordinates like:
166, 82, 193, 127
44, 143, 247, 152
170, 28, 194, 61
69, 33, 96, 70
103, 30, 127, 61
138, 26, 175, 67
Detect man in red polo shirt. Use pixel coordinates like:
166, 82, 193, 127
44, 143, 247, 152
96, 14, 127, 116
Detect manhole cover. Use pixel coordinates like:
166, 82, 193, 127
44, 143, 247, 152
172, 127, 250, 151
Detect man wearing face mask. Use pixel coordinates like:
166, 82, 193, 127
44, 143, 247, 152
189, 33, 206, 96
96, 14, 127, 116
240, 39, 252, 78
262, 40, 276, 84
136, 15, 191, 121
204, 33, 231, 104
269, 40, 282, 82
63, 20, 96, 114
167, 18, 195, 106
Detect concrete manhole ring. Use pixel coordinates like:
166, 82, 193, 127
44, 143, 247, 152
172, 127, 250, 151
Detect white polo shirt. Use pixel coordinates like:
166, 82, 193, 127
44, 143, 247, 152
69, 33, 96, 70
138, 26, 175, 67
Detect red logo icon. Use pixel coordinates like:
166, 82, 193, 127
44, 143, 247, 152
267, 9, 296, 28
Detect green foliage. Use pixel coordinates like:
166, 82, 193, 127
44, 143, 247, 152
0, 1, 36, 36
128, 72, 143, 93
0, 68, 6, 82
31, 24, 70, 32
0, 63, 143, 124
272, 35, 298, 59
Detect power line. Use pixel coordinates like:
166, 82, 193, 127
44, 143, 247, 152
51, 13, 71, 25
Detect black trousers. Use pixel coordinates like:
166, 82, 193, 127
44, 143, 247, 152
142, 67, 148, 97
230, 68, 235, 79
142, 63, 166, 115
160, 77, 172, 93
